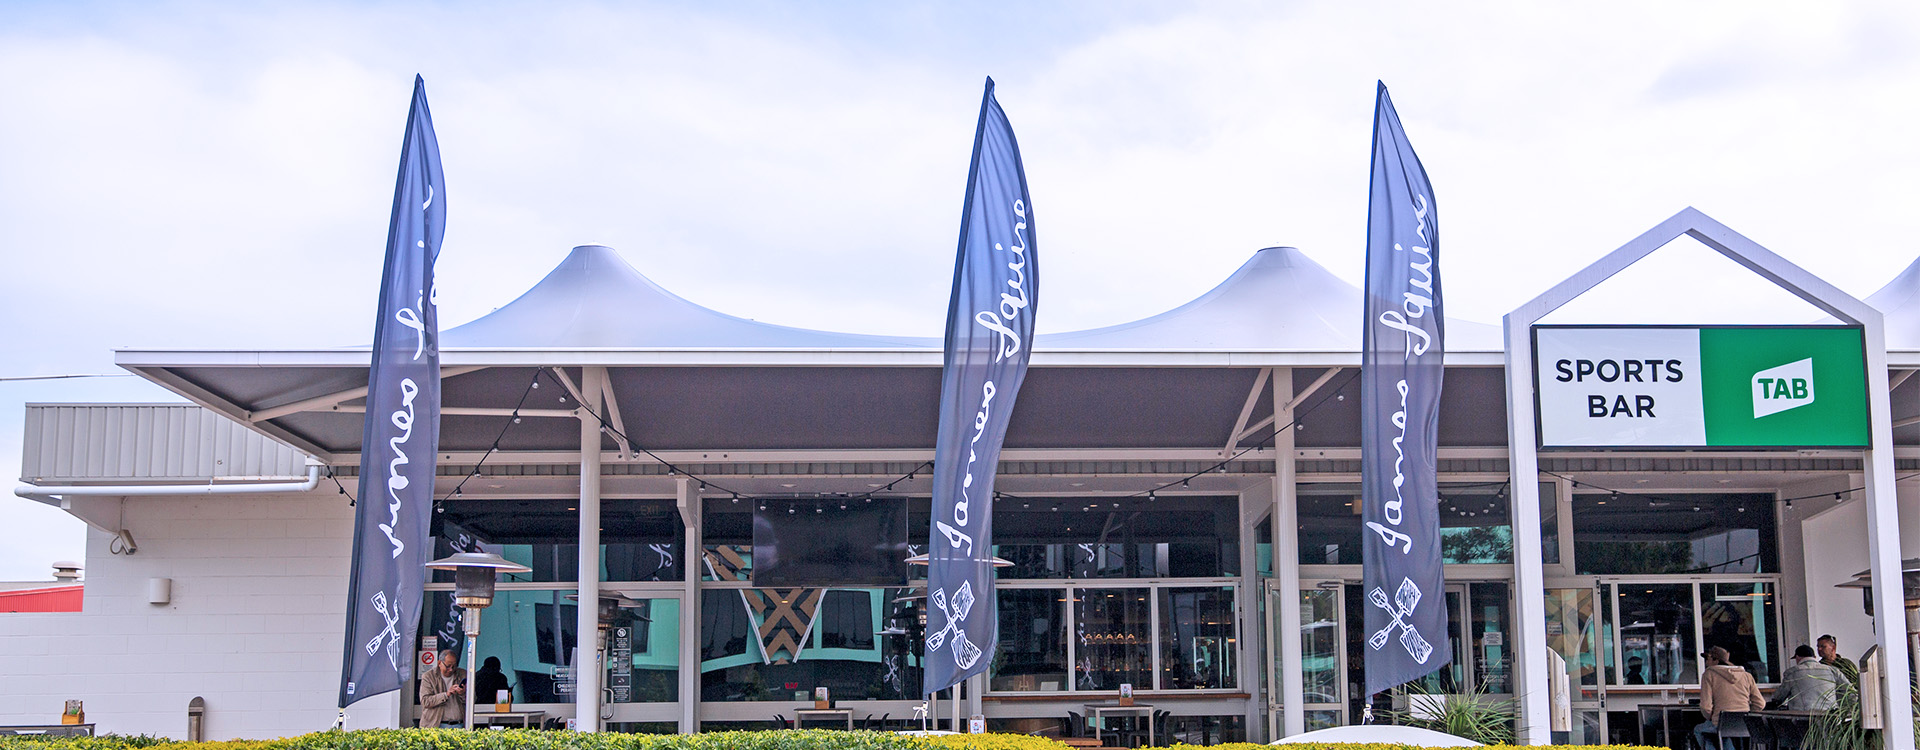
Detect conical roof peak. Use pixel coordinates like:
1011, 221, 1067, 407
443, 245, 926, 349
1040, 246, 1498, 351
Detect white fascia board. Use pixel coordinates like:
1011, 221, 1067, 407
117, 346, 1502, 368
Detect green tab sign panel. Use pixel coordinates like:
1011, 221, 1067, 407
1533, 325, 1869, 449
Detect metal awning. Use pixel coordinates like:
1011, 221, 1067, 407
114, 242, 1920, 460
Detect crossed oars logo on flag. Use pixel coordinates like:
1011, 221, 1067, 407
1367, 577, 1434, 664
363, 591, 404, 669
925, 581, 984, 668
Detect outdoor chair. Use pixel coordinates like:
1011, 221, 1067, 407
772, 714, 791, 730
862, 713, 889, 731
1742, 712, 1776, 750
1066, 710, 1086, 738
1711, 712, 1753, 750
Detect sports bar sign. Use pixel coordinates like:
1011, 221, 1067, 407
1533, 325, 1869, 449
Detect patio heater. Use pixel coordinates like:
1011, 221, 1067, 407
1835, 558, 1920, 680
426, 552, 533, 730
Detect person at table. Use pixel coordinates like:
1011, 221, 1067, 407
1771, 644, 1840, 711
474, 656, 510, 707
1693, 646, 1766, 750
1818, 634, 1860, 685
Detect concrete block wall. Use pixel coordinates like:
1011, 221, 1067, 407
0, 489, 397, 739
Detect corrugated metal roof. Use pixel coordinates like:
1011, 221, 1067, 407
20, 404, 311, 484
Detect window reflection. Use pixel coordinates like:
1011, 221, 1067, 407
1297, 483, 1518, 565
993, 589, 1068, 691
1469, 583, 1511, 693
1545, 587, 1601, 692
1159, 587, 1236, 689
1299, 589, 1342, 706
698, 588, 918, 702
607, 598, 680, 703
1572, 493, 1776, 575
420, 590, 607, 705
1616, 584, 1696, 686
994, 497, 1240, 579
1076, 588, 1151, 690
1704, 582, 1778, 683
432, 500, 685, 583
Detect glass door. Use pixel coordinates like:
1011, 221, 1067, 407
1545, 581, 1607, 744
1409, 584, 1470, 695
1266, 580, 1348, 738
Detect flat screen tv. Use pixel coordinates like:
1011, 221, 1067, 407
752, 498, 909, 586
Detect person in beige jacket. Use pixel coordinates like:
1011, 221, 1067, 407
418, 650, 467, 728
1692, 646, 1766, 750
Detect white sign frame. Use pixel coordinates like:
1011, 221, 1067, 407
1499, 207, 1911, 747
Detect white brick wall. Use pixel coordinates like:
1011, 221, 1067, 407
0, 489, 401, 739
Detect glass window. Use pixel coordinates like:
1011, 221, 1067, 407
1545, 587, 1601, 693
432, 500, 685, 583
992, 589, 1068, 692
1299, 589, 1342, 706
1076, 588, 1151, 690
1158, 586, 1237, 689
609, 598, 680, 703
1299, 483, 1517, 565
1540, 482, 1561, 565
1704, 581, 1779, 683
698, 587, 918, 702
1470, 582, 1512, 693
1255, 516, 1273, 579
1615, 583, 1697, 686
1572, 493, 1776, 575
420, 590, 582, 705
995, 496, 1240, 579
818, 590, 874, 651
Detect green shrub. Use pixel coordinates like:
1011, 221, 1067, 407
1181, 743, 1663, 750
0, 729, 1660, 750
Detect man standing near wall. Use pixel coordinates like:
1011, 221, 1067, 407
418, 650, 466, 728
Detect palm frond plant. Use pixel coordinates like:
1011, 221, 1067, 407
1384, 681, 1517, 746
1805, 674, 1920, 750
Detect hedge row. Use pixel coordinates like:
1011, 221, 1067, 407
1189, 744, 1663, 750
0, 730, 1666, 750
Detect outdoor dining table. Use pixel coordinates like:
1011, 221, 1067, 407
1750, 709, 1820, 749
794, 708, 856, 730
472, 710, 545, 729
1083, 703, 1155, 747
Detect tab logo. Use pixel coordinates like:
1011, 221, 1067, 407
1752, 358, 1814, 418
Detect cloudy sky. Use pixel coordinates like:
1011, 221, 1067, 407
3, 1, 1918, 579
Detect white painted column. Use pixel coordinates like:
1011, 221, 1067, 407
677, 478, 701, 732
1236, 489, 1266, 738
1862, 321, 1915, 750
1503, 317, 1551, 745
575, 366, 605, 731
1273, 370, 1306, 737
